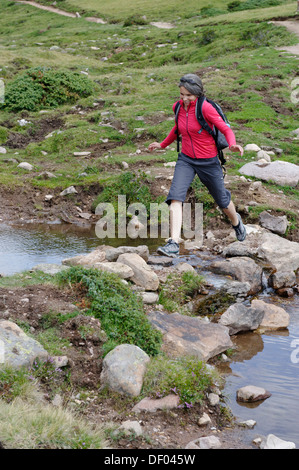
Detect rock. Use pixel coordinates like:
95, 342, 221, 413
260, 434, 296, 449
39, 171, 56, 179
208, 393, 220, 406
0, 320, 48, 368
256, 150, 271, 162
222, 280, 251, 297
121, 161, 129, 169
120, 420, 143, 437
62, 248, 107, 267
223, 227, 299, 272
147, 311, 233, 362
100, 344, 150, 397
236, 385, 271, 403
244, 144, 261, 152
17, 162, 33, 171
117, 253, 159, 291
132, 394, 180, 413
198, 412, 211, 426
276, 287, 295, 298
209, 256, 263, 295
139, 291, 159, 304
73, 151, 91, 156
0, 146, 7, 154
105, 245, 149, 262
60, 186, 78, 196
239, 160, 299, 187
238, 419, 256, 429
174, 262, 196, 273
186, 435, 222, 449
269, 270, 296, 289
251, 299, 290, 332
219, 303, 264, 335
147, 255, 173, 267
31, 263, 69, 275
259, 211, 288, 235
52, 356, 68, 368
93, 261, 134, 279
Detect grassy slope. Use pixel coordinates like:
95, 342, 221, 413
0, 0, 298, 195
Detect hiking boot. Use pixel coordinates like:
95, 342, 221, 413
157, 239, 179, 258
233, 213, 246, 242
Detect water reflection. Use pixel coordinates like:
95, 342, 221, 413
0, 223, 163, 276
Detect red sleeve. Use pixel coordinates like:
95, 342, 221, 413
160, 125, 177, 148
202, 101, 236, 148
160, 101, 180, 149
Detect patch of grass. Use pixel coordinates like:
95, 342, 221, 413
57, 267, 162, 356
158, 271, 205, 313
142, 354, 219, 409
0, 397, 108, 448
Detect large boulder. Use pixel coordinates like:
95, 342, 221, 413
100, 344, 150, 397
251, 299, 290, 332
147, 311, 233, 362
239, 160, 299, 187
219, 303, 264, 335
223, 227, 299, 273
0, 320, 48, 368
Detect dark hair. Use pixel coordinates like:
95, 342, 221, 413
179, 74, 204, 97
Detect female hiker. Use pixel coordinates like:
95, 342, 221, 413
148, 73, 246, 257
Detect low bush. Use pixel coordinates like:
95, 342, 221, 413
58, 267, 162, 357
2, 67, 94, 112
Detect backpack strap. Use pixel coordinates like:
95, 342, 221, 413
195, 97, 227, 169
174, 101, 181, 152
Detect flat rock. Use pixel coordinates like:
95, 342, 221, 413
132, 394, 180, 413
259, 211, 288, 235
147, 311, 233, 361
105, 245, 149, 262
117, 253, 159, 291
223, 227, 299, 272
260, 434, 296, 450
93, 261, 134, 279
239, 160, 299, 187
219, 303, 264, 335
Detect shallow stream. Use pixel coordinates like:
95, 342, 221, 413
0, 222, 298, 447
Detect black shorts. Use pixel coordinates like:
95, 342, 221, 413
166, 153, 231, 209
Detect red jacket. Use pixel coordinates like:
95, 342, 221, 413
160, 98, 236, 159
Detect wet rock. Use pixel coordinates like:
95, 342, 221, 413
259, 211, 288, 235
269, 270, 296, 289
147, 310, 233, 362
251, 299, 290, 332
236, 385, 271, 403
260, 434, 296, 449
100, 344, 150, 397
209, 256, 263, 295
219, 303, 264, 335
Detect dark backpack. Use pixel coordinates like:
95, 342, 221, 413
174, 96, 230, 168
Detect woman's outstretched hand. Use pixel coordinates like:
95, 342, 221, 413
148, 142, 161, 152
229, 144, 244, 156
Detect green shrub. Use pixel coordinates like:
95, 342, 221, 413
142, 355, 216, 408
2, 67, 94, 112
58, 267, 162, 357
123, 15, 148, 27
92, 171, 154, 215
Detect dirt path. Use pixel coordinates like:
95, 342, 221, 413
15, 0, 107, 23
271, 19, 299, 55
